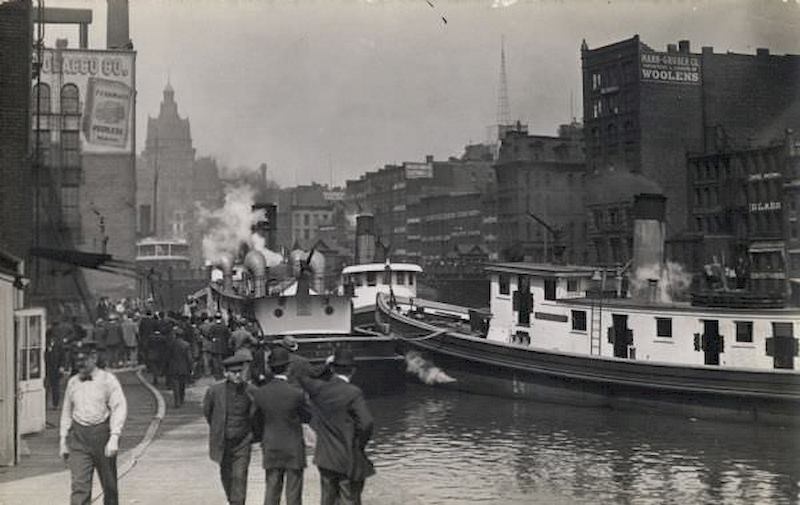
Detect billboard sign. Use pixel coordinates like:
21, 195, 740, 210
640, 51, 701, 85
39, 48, 135, 153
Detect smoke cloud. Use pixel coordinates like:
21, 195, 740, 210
630, 261, 692, 303
196, 184, 283, 267
404, 351, 456, 385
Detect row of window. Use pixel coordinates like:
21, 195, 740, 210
346, 271, 415, 287
32, 83, 80, 114
568, 311, 759, 343
498, 275, 577, 299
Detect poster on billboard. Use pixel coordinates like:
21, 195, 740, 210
83, 78, 133, 148
640, 51, 701, 85
39, 49, 135, 154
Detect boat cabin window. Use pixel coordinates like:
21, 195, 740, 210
735, 321, 753, 343
567, 279, 579, 292
544, 278, 556, 301
656, 317, 672, 338
397, 272, 405, 285
409, 273, 415, 286
382, 270, 391, 284
571, 310, 587, 331
367, 272, 377, 286
499, 274, 510, 295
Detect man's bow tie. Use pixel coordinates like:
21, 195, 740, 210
79, 375, 93, 382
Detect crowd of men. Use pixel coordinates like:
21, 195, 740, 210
52, 305, 375, 505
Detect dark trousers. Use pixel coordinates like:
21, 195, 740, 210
171, 375, 188, 407
47, 368, 61, 408
318, 468, 365, 505
67, 422, 118, 505
264, 467, 303, 505
220, 436, 252, 505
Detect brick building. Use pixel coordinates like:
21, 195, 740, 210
346, 153, 494, 261
682, 133, 800, 302
0, 0, 33, 263
494, 122, 586, 263
581, 36, 800, 239
27, 1, 138, 311
272, 184, 344, 251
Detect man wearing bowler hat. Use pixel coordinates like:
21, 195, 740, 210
298, 348, 375, 505
251, 347, 311, 505
59, 340, 128, 505
203, 353, 256, 505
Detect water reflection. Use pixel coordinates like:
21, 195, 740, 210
368, 385, 800, 505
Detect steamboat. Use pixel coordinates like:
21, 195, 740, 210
378, 194, 800, 424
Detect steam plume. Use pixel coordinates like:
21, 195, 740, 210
196, 184, 282, 267
629, 261, 692, 303
404, 351, 456, 385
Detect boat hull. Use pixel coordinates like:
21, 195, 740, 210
284, 335, 406, 396
379, 297, 800, 425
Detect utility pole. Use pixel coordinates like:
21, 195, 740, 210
151, 134, 159, 236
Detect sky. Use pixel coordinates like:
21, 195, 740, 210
43, 0, 800, 187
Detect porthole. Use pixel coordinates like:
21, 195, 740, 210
274, 308, 283, 318
325, 306, 334, 315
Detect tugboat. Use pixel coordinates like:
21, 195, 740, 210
378, 194, 800, 424
203, 245, 405, 395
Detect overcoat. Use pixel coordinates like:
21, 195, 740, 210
299, 375, 375, 481
202, 381, 257, 463
251, 378, 311, 470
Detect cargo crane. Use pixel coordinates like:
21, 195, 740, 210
526, 212, 566, 263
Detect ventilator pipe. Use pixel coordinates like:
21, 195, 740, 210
214, 252, 235, 292
244, 250, 267, 297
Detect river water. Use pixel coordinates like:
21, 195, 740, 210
367, 384, 800, 505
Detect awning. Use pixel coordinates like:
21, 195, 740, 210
748, 242, 785, 253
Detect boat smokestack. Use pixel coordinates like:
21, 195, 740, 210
355, 214, 376, 265
632, 193, 667, 275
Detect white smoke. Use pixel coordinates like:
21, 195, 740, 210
196, 184, 282, 267
404, 351, 456, 385
630, 261, 692, 303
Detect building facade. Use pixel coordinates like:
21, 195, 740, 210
30, 26, 137, 310
493, 123, 587, 264
582, 36, 800, 239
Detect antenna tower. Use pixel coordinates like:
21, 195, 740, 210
497, 35, 511, 127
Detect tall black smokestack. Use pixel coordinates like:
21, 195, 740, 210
106, 0, 131, 49
355, 214, 376, 265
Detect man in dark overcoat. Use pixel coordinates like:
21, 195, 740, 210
202, 354, 255, 505
167, 330, 194, 408
298, 348, 375, 505
251, 347, 311, 505
209, 313, 232, 379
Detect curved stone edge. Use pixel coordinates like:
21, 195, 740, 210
91, 367, 166, 503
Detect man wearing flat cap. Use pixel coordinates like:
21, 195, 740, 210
203, 353, 256, 505
251, 347, 311, 505
298, 348, 375, 505
59, 340, 128, 505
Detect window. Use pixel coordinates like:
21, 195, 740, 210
408, 273, 414, 286
61, 186, 80, 230
304, 213, 310, 225
62, 130, 80, 167
656, 317, 672, 338
735, 321, 753, 343
572, 310, 587, 332
567, 279, 579, 292
366, 272, 377, 286
396, 272, 405, 285
544, 278, 556, 301
61, 84, 80, 114
32, 83, 51, 114
499, 274, 510, 295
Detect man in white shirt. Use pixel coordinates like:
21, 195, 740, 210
60, 340, 128, 505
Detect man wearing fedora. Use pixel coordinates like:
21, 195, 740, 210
251, 347, 311, 505
59, 340, 128, 505
203, 353, 256, 505
298, 348, 375, 505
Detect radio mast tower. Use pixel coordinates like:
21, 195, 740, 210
496, 35, 511, 129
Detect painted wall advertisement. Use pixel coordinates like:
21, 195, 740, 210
640, 51, 701, 85
39, 49, 135, 153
